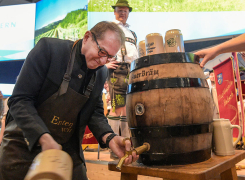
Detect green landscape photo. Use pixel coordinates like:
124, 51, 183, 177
35, 9, 87, 45
88, 0, 245, 12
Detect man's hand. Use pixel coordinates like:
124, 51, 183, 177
39, 133, 62, 151
103, 133, 138, 165
105, 61, 119, 69
194, 46, 219, 68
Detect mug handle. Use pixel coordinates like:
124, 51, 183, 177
231, 125, 242, 147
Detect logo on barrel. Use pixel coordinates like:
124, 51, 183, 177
166, 38, 176, 47
217, 73, 223, 85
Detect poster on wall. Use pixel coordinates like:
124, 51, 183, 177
35, 0, 88, 45
88, 0, 245, 44
0, 4, 36, 61
0, 4, 36, 97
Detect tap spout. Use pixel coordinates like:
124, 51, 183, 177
116, 142, 150, 170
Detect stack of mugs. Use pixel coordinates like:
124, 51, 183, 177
138, 29, 185, 58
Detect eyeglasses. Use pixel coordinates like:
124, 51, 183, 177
91, 32, 117, 62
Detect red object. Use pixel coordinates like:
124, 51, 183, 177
213, 57, 240, 137
232, 52, 244, 137
82, 126, 98, 144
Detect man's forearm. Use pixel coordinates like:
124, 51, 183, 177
216, 33, 245, 55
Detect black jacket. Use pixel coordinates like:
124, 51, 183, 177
6, 37, 113, 158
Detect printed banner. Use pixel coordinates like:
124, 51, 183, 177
213, 57, 240, 137
82, 126, 98, 144
232, 52, 244, 136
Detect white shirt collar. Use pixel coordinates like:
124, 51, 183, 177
113, 19, 130, 28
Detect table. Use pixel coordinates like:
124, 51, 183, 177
108, 150, 245, 180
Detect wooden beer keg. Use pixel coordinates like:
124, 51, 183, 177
127, 52, 213, 165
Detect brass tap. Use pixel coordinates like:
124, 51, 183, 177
116, 142, 150, 170
236, 165, 245, 170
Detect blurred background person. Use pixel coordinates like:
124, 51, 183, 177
208, 71, 219, 119
0, 95, 8, 145
104, 81, 111, 116
0, 91, 3, 119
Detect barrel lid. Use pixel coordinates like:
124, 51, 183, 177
130, 52, 196, 72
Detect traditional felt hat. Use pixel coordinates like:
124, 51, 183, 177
112, 0, 132, 12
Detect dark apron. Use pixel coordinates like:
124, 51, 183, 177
108, 62, 130, 111
0, 41, 95, 180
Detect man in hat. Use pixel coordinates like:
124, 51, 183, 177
105, 0, 138, 155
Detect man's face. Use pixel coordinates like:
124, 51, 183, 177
114, 6, 129, 25
209, 72, 215, 82
82, 31, 121, 69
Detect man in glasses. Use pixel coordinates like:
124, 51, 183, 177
106, 0, 138, 159
0, 21, 138, 180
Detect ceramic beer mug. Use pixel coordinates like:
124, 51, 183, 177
145, 33, 165, 55
165, 29, 185, 53
138, 40, 146, 58
213, 119, 242, 156
24, 149, 73, 180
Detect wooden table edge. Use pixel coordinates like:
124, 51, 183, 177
108, 150, 245, 180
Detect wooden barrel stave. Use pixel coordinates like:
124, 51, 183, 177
132, 133, 212, 153
127, 88, 213, 127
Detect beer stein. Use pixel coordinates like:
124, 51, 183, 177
138, 40, 146, 58
213, 119, 242, 156
24, 149, 73, 180
145, 33, 165, 55
165, 29, 185, 53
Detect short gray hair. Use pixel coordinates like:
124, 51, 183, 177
90, 21, 125, 46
